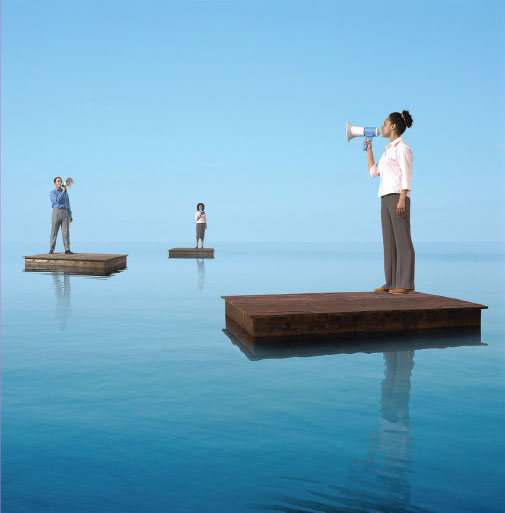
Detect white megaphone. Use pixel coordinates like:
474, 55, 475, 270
63, 177, 74, 188
346, 122, 380, 151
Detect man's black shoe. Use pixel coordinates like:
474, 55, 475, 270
49, 250, 54, 254
65, 250, 74, 255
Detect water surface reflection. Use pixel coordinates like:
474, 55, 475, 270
197, 258, 206, 291
231, 331, 484, 513
43, 270, 117, 329
51, 272, 72, 330
254, 349, 433, 513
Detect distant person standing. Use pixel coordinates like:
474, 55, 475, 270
366, 111, 415, 294
195, 202, 207, 249
49, 177, 73, 254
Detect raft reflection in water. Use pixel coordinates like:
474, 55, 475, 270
223, 316, 484, 360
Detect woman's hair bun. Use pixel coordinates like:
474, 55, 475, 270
402, 110, 413, 128
389, 111, 413, 134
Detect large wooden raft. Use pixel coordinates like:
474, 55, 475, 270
221, 292, 487, 339
24, 253, 127, 275
169, 248, 214, 259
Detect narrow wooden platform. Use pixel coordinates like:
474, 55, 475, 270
24, 253, 127, 275
169, 248, 214, 259
223, 318, 484, 360
221, 292, 487, 338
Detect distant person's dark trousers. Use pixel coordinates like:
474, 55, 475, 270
50, 208, 70, 252
381, 194, 415, 290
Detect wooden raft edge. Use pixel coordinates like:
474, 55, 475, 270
247, 309, 483, 337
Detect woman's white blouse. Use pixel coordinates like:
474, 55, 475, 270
368, 136, 413, 198
195, 212, 207, 223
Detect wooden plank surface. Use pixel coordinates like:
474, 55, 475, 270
221, 292, 487, 315
222, 292, 487, 337
24, 253, 127, 262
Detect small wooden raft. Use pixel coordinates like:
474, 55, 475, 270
169, 248, 214, 259
24, 253, 127, 275
221, 292, 487, 339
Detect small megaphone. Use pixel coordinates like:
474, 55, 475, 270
63, 178, 74, 188
346, 122, 380, 151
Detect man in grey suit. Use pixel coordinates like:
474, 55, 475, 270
49, 177, 74, 254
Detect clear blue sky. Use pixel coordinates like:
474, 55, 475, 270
2, 0, 504, 244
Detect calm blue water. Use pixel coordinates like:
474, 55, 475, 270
2, 242, 504, 513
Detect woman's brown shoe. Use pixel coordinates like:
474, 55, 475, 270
373, 285, 390, 292
389, 288, 415, 294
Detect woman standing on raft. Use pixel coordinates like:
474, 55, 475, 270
367, 111, 415, 294
195, 202, 207, 249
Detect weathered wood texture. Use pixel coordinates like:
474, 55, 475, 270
222, 292, 487, 338
169, 248, 215, 259
24, 253, 127, 275
223, 317, 484, 361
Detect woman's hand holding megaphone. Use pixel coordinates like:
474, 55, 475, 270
365, 138, 375, 171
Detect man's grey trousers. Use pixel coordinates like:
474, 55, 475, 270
50, 208, 70, 252
381, 193, 415, 290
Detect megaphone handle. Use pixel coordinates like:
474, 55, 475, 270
363, 138, 370, 151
